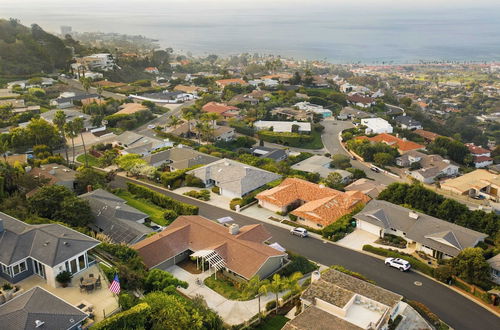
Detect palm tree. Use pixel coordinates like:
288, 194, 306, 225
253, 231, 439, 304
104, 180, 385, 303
285, 272, 303, 297
260, 274, 287, 315
167, 115, 181, 128
182, 111, 195, 138
53, 110, 69, 164
81, 77, 91, 93
72, 117, 88, 167
0, 140, 9, 163
242, 276, 269, 321
64, 121, 78, 164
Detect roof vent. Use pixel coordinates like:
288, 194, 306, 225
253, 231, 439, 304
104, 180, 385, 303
311, 270, 321, 283
409, 211, 419, 219
35, 320, 45, 328
63, 241, 70, 246
43, 241, 50, 246
229, 224, 240, 235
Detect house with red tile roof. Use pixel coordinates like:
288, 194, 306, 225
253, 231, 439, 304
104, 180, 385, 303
215, 78, 248, 88
347, 94, 375, 108
144, 67, 159, 74
202, 102, 240, 119
256, 178, 370, 228
358, 133, 425, 154
413, 129, 441, 143
132, 215, 287, 280
466, 143, 493, 168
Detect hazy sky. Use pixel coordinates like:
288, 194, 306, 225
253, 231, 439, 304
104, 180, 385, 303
1, 0, 499, 62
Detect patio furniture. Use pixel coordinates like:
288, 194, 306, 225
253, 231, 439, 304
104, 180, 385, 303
79, 284, 86, 293
80, 277, 84, 284
82, 277, 97, 293
89, 273, 94, 278
95, 275, 102, 289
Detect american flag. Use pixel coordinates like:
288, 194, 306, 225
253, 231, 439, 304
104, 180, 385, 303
109, 274, 120, 294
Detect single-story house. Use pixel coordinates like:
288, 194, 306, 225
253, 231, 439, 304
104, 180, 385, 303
130, 91, 195, 104
249, 146, 288, 161
41, 109, 94, 131
360, 118, 393, 134
253, 120, 311, 134
215, 78, 248, 88
187, 158, 281, 198
0, 286, 89, 330
51, 93, 100, 109
358, 133, 425, 154
487, 254, 500, 285
413, 129, 441, 143
290, 155, 352, 182
113, 131, 172, 156
347, 94, 375, 108
354, 200, 487, 259
0, 212, 100, 287
115, 102, 148, 115
409, 155, 459, 184
256, 178, 369, 228
441, 169, 500, 201
213, 125, 235, 142
132, 215, 288, 281
294, 102, 332, 118
143, 147, 220, 170
283, 269, 430, 330
202, 102, 240, 119
344, 178, 386, 199
79, 189, 153, 245
271, 107, 310, 121
27, 163, 77, 196
337, 107, 374, 120
394, 115, 423, 130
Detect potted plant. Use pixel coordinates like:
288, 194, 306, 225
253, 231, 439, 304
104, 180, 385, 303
56, 271, 73, 288
2, 283, 14, 300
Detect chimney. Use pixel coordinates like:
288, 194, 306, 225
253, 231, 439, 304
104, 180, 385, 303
311, 270, 321, 283
35, 320, 45, 328
409, 211, 419, 220
0, 219, 3, 233
87, 185, 93, 193
229, 224, 240, 235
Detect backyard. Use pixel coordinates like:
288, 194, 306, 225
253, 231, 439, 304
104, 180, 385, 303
76, 154, 100, 167
114, 189, 168, 225
252, 315, 290, 330
204, 273, 251, 301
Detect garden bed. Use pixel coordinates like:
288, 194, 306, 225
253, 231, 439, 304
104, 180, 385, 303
375, 234, 407, 248
177, 259, 202, 274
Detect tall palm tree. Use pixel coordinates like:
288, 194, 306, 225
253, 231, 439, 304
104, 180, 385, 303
242, 276, 269, 322
260, 274, 287, 315
81, 77, 91, 93
53, 110, 69, 164
72, 117, 88, 167
182, 111, 195, 138
64, 121, 78, 164
285, 272, 303, 297
0, 140, 9, 163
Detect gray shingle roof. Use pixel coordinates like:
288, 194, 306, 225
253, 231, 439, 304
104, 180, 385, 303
79, 189, 152, 244
143, 147, 220, 169
188, 158, 281, 196
0, 213, 100, 267
0, 286, 87, 330
355, 200, 487, 257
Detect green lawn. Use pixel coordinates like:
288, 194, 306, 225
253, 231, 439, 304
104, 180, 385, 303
252, 315, 289, 330
114, 190, 167, 225
300, 130, 324, 150
76, 154, 100, 167
204, 274, 251, 301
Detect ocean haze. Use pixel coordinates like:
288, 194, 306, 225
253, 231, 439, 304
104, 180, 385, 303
1, 0, 499, 63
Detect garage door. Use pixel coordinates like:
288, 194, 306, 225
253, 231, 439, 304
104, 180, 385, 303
357, 220, 381, 236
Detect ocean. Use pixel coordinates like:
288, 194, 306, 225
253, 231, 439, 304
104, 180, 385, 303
1, 0, 499, 63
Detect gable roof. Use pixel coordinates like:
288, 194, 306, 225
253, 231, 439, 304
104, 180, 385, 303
257, 178, 369, 227
79, 189, 152, 244
188, 159, 281, 196
132, 215, 286, 279
0, 286, 88, 330
354, 200, 487, 257
202, 102, 239, 116
143, 147, 220, 169
344, 178, 386, 199
441, 169, 500, 194
394, 115, 422, 127
0, 213, 100, 267
414, 129, 441, 142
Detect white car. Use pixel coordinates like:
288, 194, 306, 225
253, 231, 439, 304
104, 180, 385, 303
147, 124, 156, 129
290, 227, 308, 238
385, 257, 411, 271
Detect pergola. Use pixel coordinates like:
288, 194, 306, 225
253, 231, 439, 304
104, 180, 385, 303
191, 250, 226, 279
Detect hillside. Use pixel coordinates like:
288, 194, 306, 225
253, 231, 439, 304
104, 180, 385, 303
0, 18, 72, 76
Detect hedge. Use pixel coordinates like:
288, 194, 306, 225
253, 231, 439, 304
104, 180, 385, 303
329, 265, 375, 284
362, 245, 434, 276
127, 182, 198, 215
163, 209, 178, 222
230, 198, 242, 210
230, 122, 255, 136
321, 205, 363, 240
92, 302, 150, 330
257, 130, 313, 147
407, 300, 443, 328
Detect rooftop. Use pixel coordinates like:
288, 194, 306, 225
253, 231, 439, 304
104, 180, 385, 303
361, 133, 425, 152
441, 169, 500, 194
344, 179, 386, 198
143, 147, 220, 169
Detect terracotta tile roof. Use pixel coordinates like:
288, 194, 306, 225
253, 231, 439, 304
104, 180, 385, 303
474, 155, 493, 163
215, 78, 248, 87
366, 133, 425, 153
466, 143, 491, 155
347, 94, 375, 105
202, 102, 239, 116
132, 215, 286, 279
115, 103, 148, 115
414, 129, 441, 142
257, 178, 369, 227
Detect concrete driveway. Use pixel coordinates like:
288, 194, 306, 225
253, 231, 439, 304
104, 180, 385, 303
337, 229, 378, 250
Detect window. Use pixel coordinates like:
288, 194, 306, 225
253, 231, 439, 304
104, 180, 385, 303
12, 260, 27, 276
1, 263, 11, 277
78, 255, 86, 270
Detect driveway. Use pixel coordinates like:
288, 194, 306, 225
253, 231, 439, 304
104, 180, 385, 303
166, 265, 277, 325
337, 229, 378, 250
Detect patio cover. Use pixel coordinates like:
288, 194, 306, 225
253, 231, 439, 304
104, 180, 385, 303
217, 216, 234, 224
269, 242, 286, 252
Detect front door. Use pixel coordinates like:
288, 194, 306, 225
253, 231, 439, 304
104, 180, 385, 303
32, 259, 46, 279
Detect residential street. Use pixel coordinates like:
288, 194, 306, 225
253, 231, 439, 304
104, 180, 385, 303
110, 175, 499, 330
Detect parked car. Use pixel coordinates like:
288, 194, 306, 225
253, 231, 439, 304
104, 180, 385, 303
290, 227, 308, 238
148, 124, 156, 129
385, 257, 411, 271
370, 166, 380, 173
150, 224, 165, 232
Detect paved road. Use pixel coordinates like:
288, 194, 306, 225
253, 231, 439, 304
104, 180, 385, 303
110, 176, 498, 330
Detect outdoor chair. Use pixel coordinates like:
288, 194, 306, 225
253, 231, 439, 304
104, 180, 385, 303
80, 277, 83, 284
79, 284, 85, 293
85, 284, 94, 293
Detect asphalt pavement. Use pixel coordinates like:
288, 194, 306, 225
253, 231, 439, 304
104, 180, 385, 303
110, 175, 499, 330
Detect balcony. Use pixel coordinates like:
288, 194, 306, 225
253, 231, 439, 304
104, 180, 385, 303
0, 264, 119, 322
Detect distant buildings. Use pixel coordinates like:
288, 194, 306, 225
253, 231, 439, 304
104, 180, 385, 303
441, 169, 500, 201
358, 133, 425, 154
466, 143, 493, 168
215, 78, 248, 88
394, 115, 423, 130
396, 151, 459, 183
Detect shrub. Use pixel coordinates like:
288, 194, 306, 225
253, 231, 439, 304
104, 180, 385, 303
230, 198, 242, 210
408, 300, 441, 328
185, 174, 205, 188
92, 302, 150, 330
163, 209, 178, 222
257, 130, 313, 147
183, 189, 210, 201
279, 252, 318, 277
289, 213, 298, 221
434, 264, 453, 283
98, 242, 138, 262
329, 265, 375, 284
362, 245, 434, 276
266, 300, 277, 311
321, 205, 363, 239
211, 186, 220, 194
118, 292, 139, 310
55, 271, 72, 285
